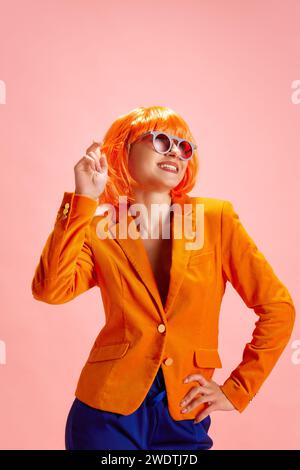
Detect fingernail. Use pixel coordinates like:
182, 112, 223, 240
184, 378, 188, 383
181, 408, 187, 413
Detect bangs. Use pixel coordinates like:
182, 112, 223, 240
127, 107, 196, 147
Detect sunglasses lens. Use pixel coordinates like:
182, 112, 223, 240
153, 133, 193, 159
154, 133, 171, 153
179, 140, 193, 160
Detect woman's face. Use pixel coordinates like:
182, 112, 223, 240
128, 133, 189, 192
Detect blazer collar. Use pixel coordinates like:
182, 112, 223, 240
105, 192, 199, 320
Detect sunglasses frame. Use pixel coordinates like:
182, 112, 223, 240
127, 131, 197, 161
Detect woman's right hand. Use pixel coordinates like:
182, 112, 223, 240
74, 141, 108, 201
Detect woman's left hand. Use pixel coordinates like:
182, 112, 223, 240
180, 373, 236, 423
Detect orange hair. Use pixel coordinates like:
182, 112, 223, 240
98, 106, 199, 208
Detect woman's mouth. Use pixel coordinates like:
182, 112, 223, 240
157, 162, 179, 174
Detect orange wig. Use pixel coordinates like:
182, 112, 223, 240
98, 106, 199, 208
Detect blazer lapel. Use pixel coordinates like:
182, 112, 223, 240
108, 193, 197, 320
110, 206, 163, 315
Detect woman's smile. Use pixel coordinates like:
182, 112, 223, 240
156, 161, 179, 174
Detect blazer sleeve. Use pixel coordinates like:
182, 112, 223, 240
219, 200, 296, 412
31, 191, 99, 304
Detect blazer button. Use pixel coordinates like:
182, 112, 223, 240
164, 357, 173, 366
64, 203, 70, 209
157, 324, 166, 333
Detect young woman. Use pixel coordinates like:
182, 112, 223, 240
31, 106, 296, 450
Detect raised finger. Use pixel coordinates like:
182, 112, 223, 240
99, 153, 108, 172
82, 154, 97, 172
86, 150, 101, 172
93, 143, 102, 159
86, 140, 102, 154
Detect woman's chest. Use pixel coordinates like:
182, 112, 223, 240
141, 236, 172, 308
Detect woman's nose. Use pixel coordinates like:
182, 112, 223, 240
168, 140, 181, 156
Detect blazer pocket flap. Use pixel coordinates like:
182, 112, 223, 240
194, 348, 222, 368
87, 342, 130, 362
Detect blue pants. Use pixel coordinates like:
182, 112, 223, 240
65, 366, 213, 450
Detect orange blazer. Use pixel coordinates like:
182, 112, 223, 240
31, 191, 296, 421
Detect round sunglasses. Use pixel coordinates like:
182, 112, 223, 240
128, 131, 197, 161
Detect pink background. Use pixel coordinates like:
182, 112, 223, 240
0, 0, 299, 450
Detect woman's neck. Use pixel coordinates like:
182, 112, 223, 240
129, 189, 172, 237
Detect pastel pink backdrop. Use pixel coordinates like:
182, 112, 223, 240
0, 0, 299, 450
